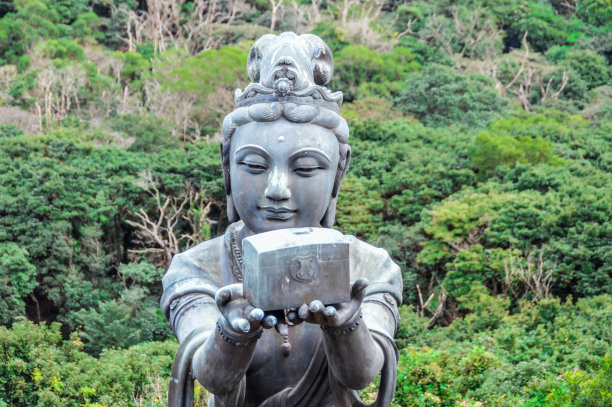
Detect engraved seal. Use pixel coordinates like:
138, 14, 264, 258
290, 254, 320, 282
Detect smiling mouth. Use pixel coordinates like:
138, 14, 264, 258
259, 206, 297, 220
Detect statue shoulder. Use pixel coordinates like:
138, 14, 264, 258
163, 236, 227, 285
347, 235, 403, 304
161, 235, 231, 318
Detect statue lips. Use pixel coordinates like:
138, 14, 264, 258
258, 206, 297, 221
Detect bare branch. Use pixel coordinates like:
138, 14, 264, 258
427, 288, 448, 329
503, 32, 529, 94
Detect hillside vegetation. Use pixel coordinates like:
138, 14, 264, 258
0, 1, 610, 406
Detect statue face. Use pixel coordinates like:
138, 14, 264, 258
229, 118, 340, 234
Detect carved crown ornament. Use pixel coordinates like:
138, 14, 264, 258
234, 32, 344, 112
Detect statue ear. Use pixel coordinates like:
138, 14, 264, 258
321, 145, 351, 228
221, 140, 240, 223
332, 145, 351, 198
226, 194, 240, 223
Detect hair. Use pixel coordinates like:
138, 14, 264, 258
220, 102, 350, 197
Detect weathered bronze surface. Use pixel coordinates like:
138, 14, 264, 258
161, 32, 402, 407
242, 228, 350, 311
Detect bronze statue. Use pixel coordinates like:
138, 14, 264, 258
161, 32, 402, 407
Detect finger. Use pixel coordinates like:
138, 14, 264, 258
351, 278, 369, 301
275, 322, 289, 337
215, 287, 232, 308
286, 310, 301, 324
215, 283, 244, 308
262, 315, 277, 329
248, 308, 264, 324
227, 306, 250, 333
309, 300, 325, 314
230, 317, 250, 333
324, 306, 338, 321
298, 303, 310, 320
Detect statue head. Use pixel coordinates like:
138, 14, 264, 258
220, 32, 350, 234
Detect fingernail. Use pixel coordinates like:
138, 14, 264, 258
298, 305, 309, 319
236, 319, 250, 333
324, 306, 337, 318
310, 301, 323, 312
265, 315, 278, 327
251, 308, 264, 320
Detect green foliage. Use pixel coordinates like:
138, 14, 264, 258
112, 50, 151, 90
395, 64, 507, 128
0, 0, 59, 63
395, 347, 457, 406
470, 132, 564, 178
34, 38, 85, 60
332, 45, 420, 102
393, 295, 612, 406
157, 46, 248, 97
558, 49, 610, 90
336, 174, 384, 240
544, 354, 612, 406
0, 243, 37, 325
0, 319, 177, 407
0, 126, 224, 336
110, 114, 178, 152
575, 0, 612, 28
310, 20, 350, 53
458, 283, 510, 331
504, 1, 586, 52
75, 262, 170, 355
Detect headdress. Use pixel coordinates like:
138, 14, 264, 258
236, 32, 343, 111
222, 32, 348, 143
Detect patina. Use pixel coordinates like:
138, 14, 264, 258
161, 32, 402, 407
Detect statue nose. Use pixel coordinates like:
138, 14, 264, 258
265, 168, 291, 200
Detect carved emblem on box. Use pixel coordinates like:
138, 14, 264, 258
290, 254, 319, 282
242, 228, 351, 311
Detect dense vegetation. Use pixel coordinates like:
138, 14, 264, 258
0, 0, 609, 406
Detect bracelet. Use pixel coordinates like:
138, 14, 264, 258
320, 312, 363, 336
216, 318, 263, 346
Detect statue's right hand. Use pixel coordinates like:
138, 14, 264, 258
215, 284, 277, 334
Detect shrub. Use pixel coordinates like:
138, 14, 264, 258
395, 64, 507, 128
0, 319, 177, 407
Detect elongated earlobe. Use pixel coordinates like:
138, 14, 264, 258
320, 197, 337, 228
226, 194, 240, 223
322, 145, 350, 228
221, 140, 240, 223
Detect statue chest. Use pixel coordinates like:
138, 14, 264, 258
245, 322, 323, 401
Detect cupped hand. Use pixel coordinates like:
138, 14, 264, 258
297, 278, 368, 328
215, 283, 277, 334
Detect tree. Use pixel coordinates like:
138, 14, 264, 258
395, 63, 507, 128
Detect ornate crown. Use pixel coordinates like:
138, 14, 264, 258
234, 32, 343, 112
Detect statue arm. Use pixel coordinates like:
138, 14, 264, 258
322, 238, 402, 391
321, 291, 398, 390
168, 290, 263, 396
163, 249, 263, 397
321, 311, 385, 390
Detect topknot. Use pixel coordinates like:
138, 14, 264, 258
235, 32, 343, 111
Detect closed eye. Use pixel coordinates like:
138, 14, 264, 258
294, 166, 323, 176
239, 161, 267, 173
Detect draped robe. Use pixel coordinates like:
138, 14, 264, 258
161, 222, 402, 407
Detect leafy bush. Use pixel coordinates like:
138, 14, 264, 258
470, 131, 564, 178
395, 64, 507, 128
393, 294, 612, 406
0, 319, 177, 407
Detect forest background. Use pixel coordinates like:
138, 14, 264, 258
0, 0, 610, 406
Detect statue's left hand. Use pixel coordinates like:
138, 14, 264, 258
296, 278, 368, 327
